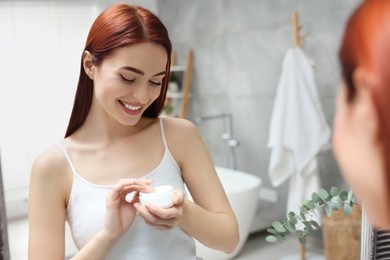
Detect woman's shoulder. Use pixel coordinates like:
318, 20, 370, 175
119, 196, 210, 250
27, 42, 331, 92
159, 117, 200, 147
161, 116, 199, 139
29, 143, 71, 211
161, 116, 197, 132
31, 143, 68, 181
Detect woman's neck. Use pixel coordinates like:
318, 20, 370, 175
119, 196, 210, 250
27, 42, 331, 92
71, 101, 156, 144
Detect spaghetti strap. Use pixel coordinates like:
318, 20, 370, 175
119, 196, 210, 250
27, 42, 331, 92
159, 117, 168, 149
57, 143, 78, 175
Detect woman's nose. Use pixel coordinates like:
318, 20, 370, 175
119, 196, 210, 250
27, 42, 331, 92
131, 83, 150, 103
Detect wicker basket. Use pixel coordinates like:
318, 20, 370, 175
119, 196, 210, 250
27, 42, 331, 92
322, 204, 362, 260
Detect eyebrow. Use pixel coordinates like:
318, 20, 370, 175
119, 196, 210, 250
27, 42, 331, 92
120, 66, 166, 77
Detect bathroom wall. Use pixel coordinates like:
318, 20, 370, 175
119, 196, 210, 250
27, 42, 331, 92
157, 0, 361, 232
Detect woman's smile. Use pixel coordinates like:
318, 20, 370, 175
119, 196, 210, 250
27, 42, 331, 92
118, 99, 143, 115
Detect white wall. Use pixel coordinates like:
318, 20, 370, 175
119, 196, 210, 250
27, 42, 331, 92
0, 1, 100, 218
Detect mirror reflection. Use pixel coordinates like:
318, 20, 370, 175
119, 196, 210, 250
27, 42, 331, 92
2, 0, 386, 260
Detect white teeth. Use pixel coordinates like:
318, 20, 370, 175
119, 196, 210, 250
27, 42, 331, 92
119, 100, 142, 111
122, 101, 141, 111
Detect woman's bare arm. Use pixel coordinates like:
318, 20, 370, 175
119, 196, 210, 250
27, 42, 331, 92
166, 118, 239, 253
28, 148, 68, 260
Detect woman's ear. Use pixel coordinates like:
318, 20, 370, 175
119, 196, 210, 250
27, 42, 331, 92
352, 67, 379, 139
83, 51, 94, 80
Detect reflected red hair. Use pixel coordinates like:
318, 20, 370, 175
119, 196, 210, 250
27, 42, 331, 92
65, 3, 172, 137
339, 0, 390, 211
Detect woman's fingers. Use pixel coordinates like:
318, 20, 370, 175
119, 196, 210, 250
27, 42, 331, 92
108, 178, 153, 202
171, 190, 185, 205
134, 196, 183, 229
136, 205, 179, 229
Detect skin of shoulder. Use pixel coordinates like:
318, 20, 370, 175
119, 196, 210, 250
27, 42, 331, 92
159, 117, 200, 167
160, 117, 197, 144
28, 144, 73, 259
30, 144, 72, 202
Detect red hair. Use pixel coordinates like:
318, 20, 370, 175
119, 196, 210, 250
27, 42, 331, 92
339, 0, 390, 208
65, 3, 172, 137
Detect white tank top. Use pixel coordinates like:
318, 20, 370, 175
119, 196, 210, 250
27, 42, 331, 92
58, 118, 196, 259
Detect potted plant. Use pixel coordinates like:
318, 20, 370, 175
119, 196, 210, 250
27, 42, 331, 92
266, 187, 360, 260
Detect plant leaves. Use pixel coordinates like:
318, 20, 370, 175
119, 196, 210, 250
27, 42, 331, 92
319, 189, 330, 202
344, 203, 353, 216
265, 187, 357, 246
266, 228, 277, 235
288, 211, 296, 219
304, 200, 316, 210
290, 215, 298, 225
310, 220, 320, 229
300, 205, 309, 213
272, 221, 286, 233
303, 221, 314, 232
339, 191, 348, 201
285, 220, 296, 232
266, 235, 278, 243
330, 186, 340, 197
331, 196, 342, 210
312, 192, 325, 205
325, 204, 333, 216
311, 192, 319, 201
347, 189, 354, 201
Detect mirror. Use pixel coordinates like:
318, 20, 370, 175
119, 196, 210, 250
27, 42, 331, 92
0, 153, 10, 260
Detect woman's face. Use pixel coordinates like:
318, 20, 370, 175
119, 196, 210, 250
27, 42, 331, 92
333, 82, 390, 228
91, 42, 167, 126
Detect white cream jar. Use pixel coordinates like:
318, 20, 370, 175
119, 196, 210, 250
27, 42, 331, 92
138, 185, 174, 209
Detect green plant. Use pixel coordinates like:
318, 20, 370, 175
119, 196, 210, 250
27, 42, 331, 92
266, 186, 357, 244
169, 72, 181, 86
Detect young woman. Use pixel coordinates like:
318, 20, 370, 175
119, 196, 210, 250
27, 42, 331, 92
333, 0, 390, 229
28, 4, 238, 259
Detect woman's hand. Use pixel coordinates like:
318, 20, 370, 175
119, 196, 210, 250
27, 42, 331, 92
103, 178, 153, 241
134, 189, 185, 230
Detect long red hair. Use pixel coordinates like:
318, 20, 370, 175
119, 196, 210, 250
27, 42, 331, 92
65, 3, 172, 137
339, 0, 390, 209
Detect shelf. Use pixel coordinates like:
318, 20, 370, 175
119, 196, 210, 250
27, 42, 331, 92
170, 65, 186, 72
166, 92, 183, 99
166, 92, 192, 99
164, 49, 193, 118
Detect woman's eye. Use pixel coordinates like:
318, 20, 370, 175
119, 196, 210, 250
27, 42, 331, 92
149, 80, 161, 86
120, 74, 135, 83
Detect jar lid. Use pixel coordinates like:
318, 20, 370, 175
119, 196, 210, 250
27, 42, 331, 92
139, 185, 174, 198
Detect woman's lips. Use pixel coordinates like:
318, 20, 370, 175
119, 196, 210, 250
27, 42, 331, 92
118, 100, 143, 114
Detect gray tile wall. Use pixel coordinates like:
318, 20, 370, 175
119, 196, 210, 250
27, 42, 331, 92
158, 0, 361, 231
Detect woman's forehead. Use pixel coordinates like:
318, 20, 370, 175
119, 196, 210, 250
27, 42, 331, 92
108, 43, 168, 69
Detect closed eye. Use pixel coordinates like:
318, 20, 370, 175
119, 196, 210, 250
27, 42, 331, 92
149, 80, 161, 86
120, 74, 135, 83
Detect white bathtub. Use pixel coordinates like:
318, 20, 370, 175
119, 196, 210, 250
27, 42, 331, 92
194, 166, 262, 260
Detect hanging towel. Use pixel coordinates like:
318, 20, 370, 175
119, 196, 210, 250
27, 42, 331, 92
267, 48, 331, 223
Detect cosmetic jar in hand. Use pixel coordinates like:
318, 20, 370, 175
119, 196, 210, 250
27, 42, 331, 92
139, 185, 174, 209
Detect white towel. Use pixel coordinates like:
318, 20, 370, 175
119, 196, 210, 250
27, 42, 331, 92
267, 48, 331, 224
